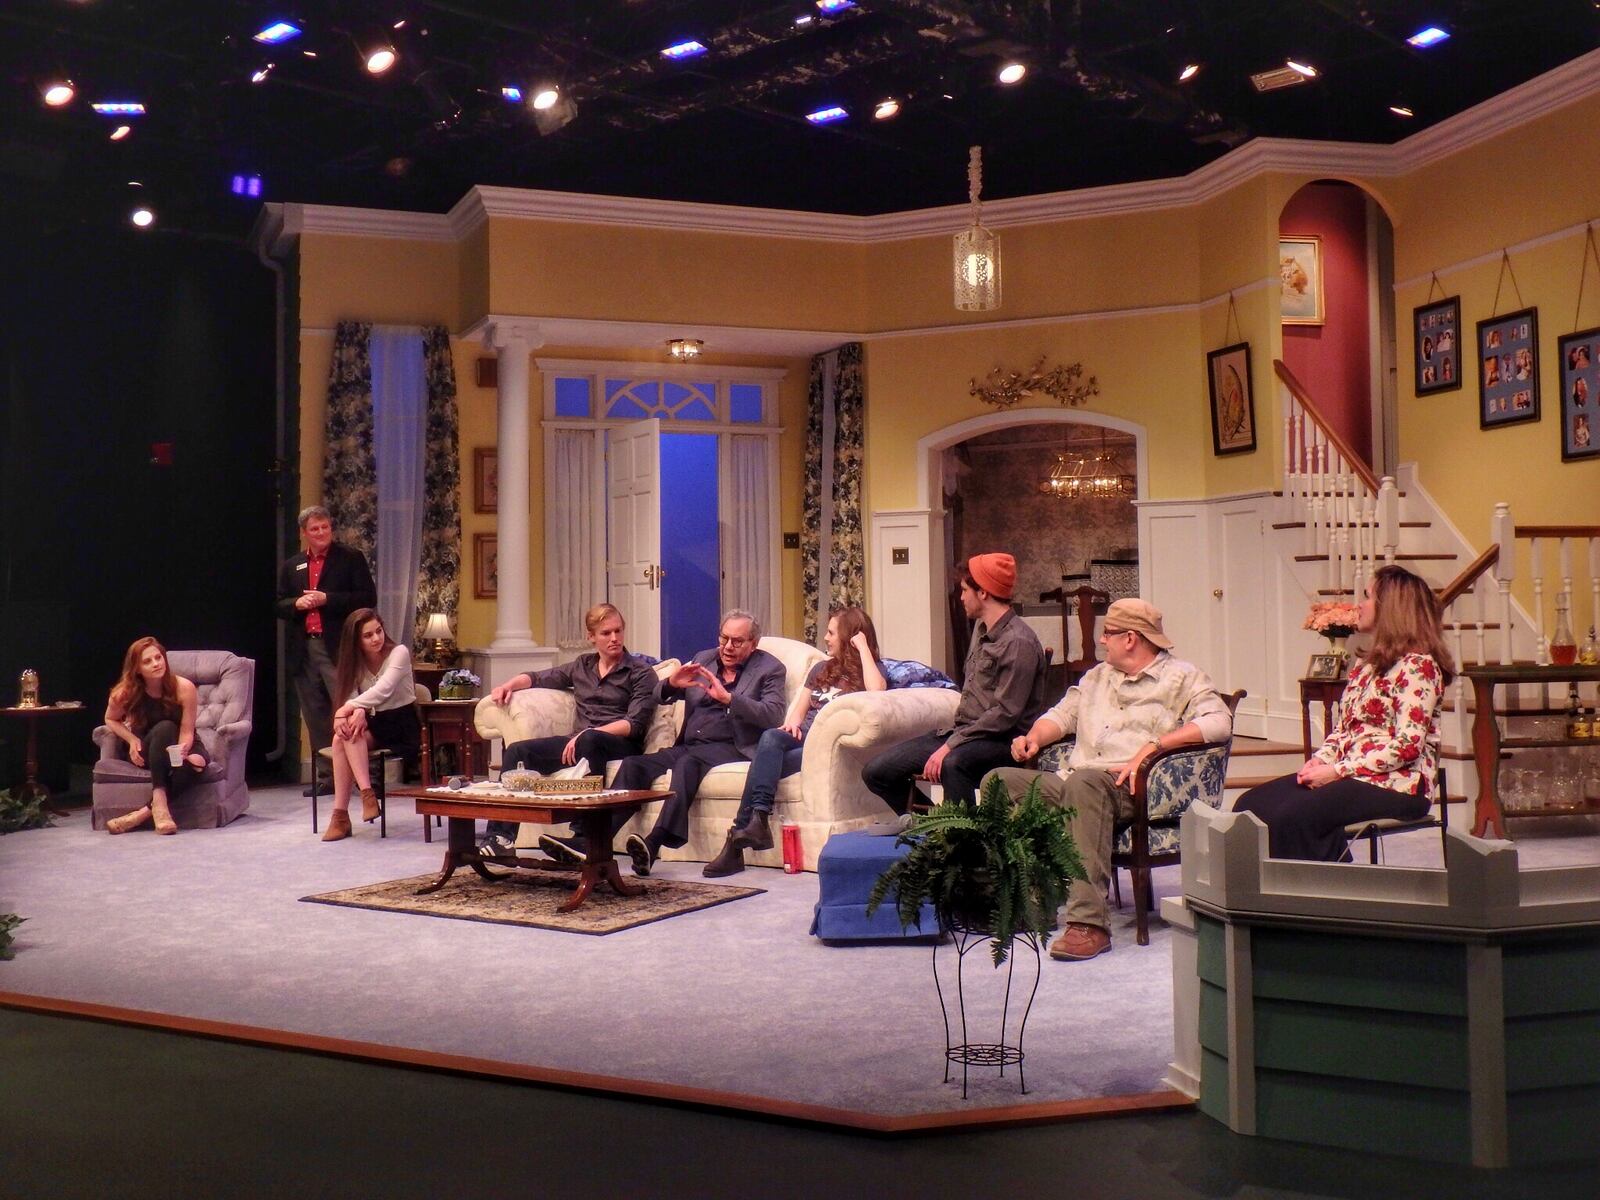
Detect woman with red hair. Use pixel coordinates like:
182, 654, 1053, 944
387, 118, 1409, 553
102, 637, 207, 835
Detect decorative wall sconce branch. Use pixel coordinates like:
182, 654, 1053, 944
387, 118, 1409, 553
970, 357, 1100, 409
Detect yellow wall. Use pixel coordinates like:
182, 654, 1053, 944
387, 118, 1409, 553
291, 84, 1600, 645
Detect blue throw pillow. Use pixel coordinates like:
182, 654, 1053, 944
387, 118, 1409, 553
880, 657, 959, 690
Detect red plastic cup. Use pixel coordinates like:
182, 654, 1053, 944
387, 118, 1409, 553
781, 822, 802, 873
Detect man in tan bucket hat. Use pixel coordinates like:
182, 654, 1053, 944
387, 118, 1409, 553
983, 597, 1232, 961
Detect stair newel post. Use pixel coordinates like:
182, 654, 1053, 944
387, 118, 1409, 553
1530, 536, 1546, 665
1377, 476, 1399, 565
1492, 502, 1515, 666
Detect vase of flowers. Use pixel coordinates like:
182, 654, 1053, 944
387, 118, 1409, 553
1304, 601, 1360, 660
437, 668, 481, 701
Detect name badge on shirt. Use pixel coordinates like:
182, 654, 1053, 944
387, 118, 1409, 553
295, 562, 308, 571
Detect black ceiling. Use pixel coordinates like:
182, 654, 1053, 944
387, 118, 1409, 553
3, 1, 1596, 240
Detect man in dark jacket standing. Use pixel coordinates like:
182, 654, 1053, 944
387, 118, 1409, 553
275, 506, 376, 791
609, 609, 786, 875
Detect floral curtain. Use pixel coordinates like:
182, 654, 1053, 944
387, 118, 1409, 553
801, 342, 867, 643
322, 320, 377, 559
413, 326, 461, 648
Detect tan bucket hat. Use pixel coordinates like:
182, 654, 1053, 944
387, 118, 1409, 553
1103, 598, 1173, 650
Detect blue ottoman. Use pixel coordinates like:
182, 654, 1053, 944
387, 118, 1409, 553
810, 830, 940, 942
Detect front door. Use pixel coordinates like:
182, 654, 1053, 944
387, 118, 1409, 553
606, 418, 664, 657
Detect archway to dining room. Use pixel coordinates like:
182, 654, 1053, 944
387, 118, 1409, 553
918, 409, 1147, 681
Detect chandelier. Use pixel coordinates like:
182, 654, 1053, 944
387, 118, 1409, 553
953, 145, 1000, 312
1038, 435, 1135, 500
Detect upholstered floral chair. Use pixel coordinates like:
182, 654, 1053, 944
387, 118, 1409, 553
91, 651, 255, 830
1037, 688, 1243, 944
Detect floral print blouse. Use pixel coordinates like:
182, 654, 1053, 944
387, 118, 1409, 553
1313, 653, 1444, 796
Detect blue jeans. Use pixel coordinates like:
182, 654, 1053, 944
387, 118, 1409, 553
734, 727, 803, 825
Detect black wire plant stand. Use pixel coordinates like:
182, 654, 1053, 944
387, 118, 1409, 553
933, 915, 1044, 1099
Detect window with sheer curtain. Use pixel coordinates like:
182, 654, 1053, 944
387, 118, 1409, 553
538, 360, 784, 648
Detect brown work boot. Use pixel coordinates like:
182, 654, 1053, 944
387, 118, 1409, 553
321, 809, 353, 842
702, 834, 746, 878
1049, 922, 1111, 961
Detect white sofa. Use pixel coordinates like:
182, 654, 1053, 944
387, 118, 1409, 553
473, 635, 961, 870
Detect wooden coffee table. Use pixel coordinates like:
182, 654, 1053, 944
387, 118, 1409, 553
391, 785, 670, 913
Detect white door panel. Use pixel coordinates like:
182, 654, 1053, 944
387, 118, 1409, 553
606, 418, 663, 657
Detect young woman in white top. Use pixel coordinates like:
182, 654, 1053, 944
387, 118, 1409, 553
321, 607, 420, 842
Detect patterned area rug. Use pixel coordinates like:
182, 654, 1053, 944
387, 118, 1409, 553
301, 870, 764, 935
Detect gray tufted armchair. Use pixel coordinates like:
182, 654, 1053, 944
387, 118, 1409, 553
91, 651, 255, 830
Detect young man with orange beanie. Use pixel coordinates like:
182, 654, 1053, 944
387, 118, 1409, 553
862, 551, 1047, 811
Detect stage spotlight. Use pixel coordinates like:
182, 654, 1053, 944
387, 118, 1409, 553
92, 102, 147, 115
661, 40, 707, 60
531, 86, 560, 110
1178, 63, 1201, 82
1286, 59, 1319, 78
365, 43, 398, 74
254, 21, 301, 45
997, 62, 1026, 84
1406, 27, 1450, 48
109, 124, 132, 140
1389, 104, 1415, 118
806, 105, 848, 124
501, 86, 523, 103
532, 92, 578, 134
130, 207, 155, 228
874, 98, 900, 120
251, 65, 274, 84
43, 80, 76, 107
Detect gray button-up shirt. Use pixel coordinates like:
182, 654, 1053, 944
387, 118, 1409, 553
1041, 652, 1232, 772
948, 608, 1048, 749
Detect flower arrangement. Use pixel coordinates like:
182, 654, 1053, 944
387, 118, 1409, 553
438, 668, 481, 700
1304, 601, 1360, 641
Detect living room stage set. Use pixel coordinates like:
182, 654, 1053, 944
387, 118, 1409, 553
5, 50, 1600, 1162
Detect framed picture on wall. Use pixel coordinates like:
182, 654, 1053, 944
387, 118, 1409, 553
1279, 236, 1324, 325
1557, 327, 1600, 461
473, 533, 498, 598
1477, 308, 1539, 430
473, 447, 498, 513
1413, 296, 1462, 395
1206, 341, 1257, 456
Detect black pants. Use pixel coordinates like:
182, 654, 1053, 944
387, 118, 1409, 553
1233, 773, 1429, 862
861, 732, 1015, 812
485, 730, 641, 841
292, 635, 339, 778
138, 719, 208, 799
610, 742, 746, 850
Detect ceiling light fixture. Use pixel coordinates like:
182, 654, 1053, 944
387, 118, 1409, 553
365, 44, 398, 74
661, 40, 708, 60
1285, 59, 1319, 78
531, 86, 560, 110
805, 105, 848, 124
953, 145, 1000, 312
667, 338, 703, 360
500, 85, 523, 102
997, 62, 1027, 84
1038, 436, 1135, 500
92, 101, 146, 115
253, 21, 302, 45
816, 0, 857, 13
1178, 63, 1201, 82
109, 124, 131, 140
130, 206, 155, 228
874, 98, 900, 120
1389, 104, 1415, 118
1406, 26, 1450, 48
42, 80, 76, 107
251, 64, 273, 84
795, 14, 814, 25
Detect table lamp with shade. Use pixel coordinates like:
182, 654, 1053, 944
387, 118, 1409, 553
422, 612, 456, 665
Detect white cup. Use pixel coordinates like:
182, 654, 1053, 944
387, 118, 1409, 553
166, 744, 183, 768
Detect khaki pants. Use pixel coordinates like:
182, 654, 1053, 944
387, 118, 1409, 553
984, 766, 1135, 932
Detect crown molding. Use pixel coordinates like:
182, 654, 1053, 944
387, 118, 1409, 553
258, 48, 1600, 255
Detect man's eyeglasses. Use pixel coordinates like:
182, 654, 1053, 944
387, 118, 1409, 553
1101, 628, 1136, 641
718, 635, 751, 647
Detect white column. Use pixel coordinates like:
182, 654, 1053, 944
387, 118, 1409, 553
485, 318, 540, 652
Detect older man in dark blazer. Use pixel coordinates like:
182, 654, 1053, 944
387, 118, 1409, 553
607, 609, 786, 875
275, 506, 376, 790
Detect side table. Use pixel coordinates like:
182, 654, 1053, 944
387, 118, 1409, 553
1298, 677, 1349, 757
418, 698, 489, 786
1, 702, 85, 814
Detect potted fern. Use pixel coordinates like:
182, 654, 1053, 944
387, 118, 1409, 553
868, 773, 1087, 965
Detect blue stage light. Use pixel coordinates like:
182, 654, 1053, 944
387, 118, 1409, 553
501, 86, 523, 102
91, 102, 146, 115
1406, 26, 1450, 48
231, 174, 263, 198
254, 22, 302, 45
806, 105, 848, 124
661, 41, 708, 60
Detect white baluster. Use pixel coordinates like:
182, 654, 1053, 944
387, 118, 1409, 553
1589, 535, 1600, 644
1473, 580, 1488, 666
1491, 502, 1514, 664
1530, 537, 1546, 664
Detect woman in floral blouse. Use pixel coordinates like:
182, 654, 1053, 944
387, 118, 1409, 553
1234, 565, 1454, 861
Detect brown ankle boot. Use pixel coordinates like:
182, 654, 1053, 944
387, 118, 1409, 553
729, 811, 773, 852
702, 833, 746, 878
360, 788, 381, 823
107, 806, 152, 835
321, 809, 353, 842
151, 799, 177, 835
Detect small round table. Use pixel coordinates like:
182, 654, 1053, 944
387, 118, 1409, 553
1, 702, 85, 812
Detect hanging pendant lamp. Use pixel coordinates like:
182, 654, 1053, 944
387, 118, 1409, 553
953, 145, 1001, 312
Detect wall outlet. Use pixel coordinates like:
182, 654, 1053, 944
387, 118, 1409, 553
783, 532, 800, 549
892, 547, 910, 565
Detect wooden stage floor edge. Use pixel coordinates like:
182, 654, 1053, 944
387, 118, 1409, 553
0, 989, 1195, 1135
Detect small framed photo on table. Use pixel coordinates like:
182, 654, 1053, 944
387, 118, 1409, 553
1478, 308, 1539, 429
1557, 327, 1600, 461
1413, 296, 1462, 395
1305, 653, 1345, 681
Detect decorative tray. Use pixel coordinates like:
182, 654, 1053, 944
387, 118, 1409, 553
499, 771, 604, 795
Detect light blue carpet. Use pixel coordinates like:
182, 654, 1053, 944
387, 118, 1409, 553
0, 785, 1183, 1117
